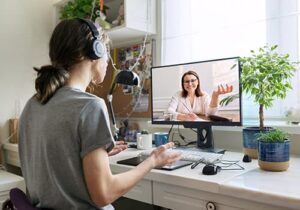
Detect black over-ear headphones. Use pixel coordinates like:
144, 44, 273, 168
78, 18, 106, 60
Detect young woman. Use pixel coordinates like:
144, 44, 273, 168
18, 18, 180, 210
168, 70, 233, 121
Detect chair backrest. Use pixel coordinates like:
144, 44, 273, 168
2, 188, 40, 210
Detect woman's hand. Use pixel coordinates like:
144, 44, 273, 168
108, 141, 128, 156
212, 84, 233, 97
177, 113, 199, 121
185, 113, 199, 121
210, 84, 233, 108
149, 142, 181, 168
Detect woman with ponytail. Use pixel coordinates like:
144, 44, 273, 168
18, 19, 180, 210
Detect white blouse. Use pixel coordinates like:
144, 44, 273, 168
167, 91, 217, 120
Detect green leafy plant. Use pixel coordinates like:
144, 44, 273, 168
219, 94, 239, 106
141, 129, 149, 134
256, 129, 289, 143
60, 0, 109, 21
240, 45, 298, 130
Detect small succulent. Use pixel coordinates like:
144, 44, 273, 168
256, 129, 289, 143
141, 129, 149, 134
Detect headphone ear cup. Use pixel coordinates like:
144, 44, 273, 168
93, 39, 105, 59
77, 18, 106, 60
88, 39, 106, 60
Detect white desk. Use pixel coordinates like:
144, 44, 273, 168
0, 170, 26, 206
3, 143, 300, 210
109, 149, 300, 210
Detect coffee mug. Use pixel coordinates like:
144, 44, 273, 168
136, 133, 153, 150
154, 132, 169, 147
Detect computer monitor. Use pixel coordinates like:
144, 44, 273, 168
151, 57, 242, 153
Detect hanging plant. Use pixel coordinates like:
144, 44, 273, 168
60, 0, 109, 21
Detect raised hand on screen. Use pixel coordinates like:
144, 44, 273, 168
213, 84, 233, 97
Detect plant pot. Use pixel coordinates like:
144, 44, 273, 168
242, 127, 274, 159
258, 140, 290, 171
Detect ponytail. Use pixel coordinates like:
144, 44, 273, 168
34, 65, 69, 104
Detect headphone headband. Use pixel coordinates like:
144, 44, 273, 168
78, 18, 100, 40
77, 18, 106, 60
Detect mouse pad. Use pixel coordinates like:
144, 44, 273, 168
117, 156, 193, 171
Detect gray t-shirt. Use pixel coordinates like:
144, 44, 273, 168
18, 86, 115, 210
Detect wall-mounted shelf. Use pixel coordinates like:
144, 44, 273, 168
53, 0, 156, 47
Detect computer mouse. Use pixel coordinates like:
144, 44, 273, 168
202, 164, 221, 175
242, 154, 252, 163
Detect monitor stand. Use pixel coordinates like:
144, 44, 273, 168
196, 125, 225, 154
183, 123, 225, 154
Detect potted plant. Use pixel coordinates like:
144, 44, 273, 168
256, 129, 290, 171
141, 129, 149, 135
240, 45, 297, 158
60, 0, 109, 21
59, 0, 112, 30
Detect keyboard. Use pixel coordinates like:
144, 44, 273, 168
139, 147, 224, 164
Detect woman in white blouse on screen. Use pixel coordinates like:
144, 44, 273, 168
168, 70, 233, 121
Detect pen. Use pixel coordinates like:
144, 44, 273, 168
191, 158, 204, 169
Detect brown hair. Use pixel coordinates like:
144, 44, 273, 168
181, 70, 204, 97
34, 18, 110, 104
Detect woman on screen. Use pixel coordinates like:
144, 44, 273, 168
167, 70, 233, 121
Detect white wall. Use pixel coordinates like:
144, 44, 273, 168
0, 0, 52, 147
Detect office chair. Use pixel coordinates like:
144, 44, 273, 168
2, 188, 42, 210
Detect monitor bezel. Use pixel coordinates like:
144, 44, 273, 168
150, 56, 242, 127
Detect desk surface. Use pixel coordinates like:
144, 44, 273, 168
109, 148, 300, 209
0, 170, 25, 191
3, 143, 300, 209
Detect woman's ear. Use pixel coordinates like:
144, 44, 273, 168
91, 59, 98, 64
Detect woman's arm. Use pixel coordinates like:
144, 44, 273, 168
83, 142, 180, 207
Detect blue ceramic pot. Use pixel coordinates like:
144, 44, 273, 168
258, 140, 290, 162
258, 140, 290, 171
242, 127, 274, 159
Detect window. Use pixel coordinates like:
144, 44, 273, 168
161, 0, 300, 122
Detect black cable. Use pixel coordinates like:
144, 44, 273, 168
167, 124, 174, 141
190, 128, 197, 133
214, 160, 245, 170
173, 126, 198, 146
177, 125, 186, 142
184, 141, 197, 146
167, 130, 181, 147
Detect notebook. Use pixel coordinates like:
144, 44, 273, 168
117, 155, 193, 171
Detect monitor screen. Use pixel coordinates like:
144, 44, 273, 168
151, 57, 242, 150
